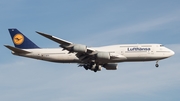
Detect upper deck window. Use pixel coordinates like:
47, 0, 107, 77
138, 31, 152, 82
160, 45, 164, 47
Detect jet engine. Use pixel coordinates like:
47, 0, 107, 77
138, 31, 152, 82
103, 63, 118, 70
72, 44, 87, 53
96, 52, 110, 60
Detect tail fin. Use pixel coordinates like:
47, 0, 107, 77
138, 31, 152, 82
8, 28, 40, 49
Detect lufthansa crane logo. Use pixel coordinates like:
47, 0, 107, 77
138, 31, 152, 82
13, 34, 24, 45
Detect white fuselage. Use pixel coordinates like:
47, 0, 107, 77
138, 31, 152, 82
13, 44, 174, 63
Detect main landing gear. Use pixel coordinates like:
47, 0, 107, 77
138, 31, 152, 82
79, 62, 102, 72
155, 60, 159, 67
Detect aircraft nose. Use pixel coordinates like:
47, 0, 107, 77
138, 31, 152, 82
170, 50, 175, 56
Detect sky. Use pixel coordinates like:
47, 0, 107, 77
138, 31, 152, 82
0, 0, 180, 101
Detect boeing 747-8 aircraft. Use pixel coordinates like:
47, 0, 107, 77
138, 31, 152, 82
4, 29, 175, 72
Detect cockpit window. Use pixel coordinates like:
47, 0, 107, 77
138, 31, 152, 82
160, 45, 164, 47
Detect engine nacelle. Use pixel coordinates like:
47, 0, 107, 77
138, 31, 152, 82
96, 52, 110, 60
73, 44, 87, 53
104, 63, 118, 70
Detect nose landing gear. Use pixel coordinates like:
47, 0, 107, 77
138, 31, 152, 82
155, 61, 159, 67
155, 64, 159, 67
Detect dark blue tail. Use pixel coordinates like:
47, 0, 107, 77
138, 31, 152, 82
8, 28, 40, 49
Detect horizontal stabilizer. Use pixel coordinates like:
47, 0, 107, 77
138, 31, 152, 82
4, 45, 30, 54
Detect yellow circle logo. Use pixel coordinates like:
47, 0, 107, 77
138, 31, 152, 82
13, 34, 24, 45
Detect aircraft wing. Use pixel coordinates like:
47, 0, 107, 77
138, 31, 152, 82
36, 31, 72, 46
36, 31, 95, 54
36, 32, 127, 63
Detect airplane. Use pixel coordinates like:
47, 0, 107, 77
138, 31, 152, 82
4, 28, 175, 72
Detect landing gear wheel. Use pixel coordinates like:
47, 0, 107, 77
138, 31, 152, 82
155, 64, 159, 67
83, 65, 89, 70
155, 60, 159, 68
94, 65, 98, 72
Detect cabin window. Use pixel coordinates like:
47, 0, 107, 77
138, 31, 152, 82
141, 45, 152, 47
120, 46, 138, 47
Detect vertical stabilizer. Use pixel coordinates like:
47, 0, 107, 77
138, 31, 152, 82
8, 28, 39, 49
